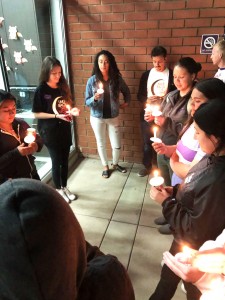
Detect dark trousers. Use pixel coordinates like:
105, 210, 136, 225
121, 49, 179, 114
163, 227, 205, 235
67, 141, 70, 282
149, 239, 202, 300
140, 120, 155, 170
47, 144, 70, 189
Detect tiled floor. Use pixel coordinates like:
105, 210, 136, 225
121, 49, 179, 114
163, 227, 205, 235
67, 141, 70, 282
68, 158, 184, 300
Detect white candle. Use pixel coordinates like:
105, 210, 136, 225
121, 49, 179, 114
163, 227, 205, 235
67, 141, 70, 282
97, 82, 104, 95
24, 128, 36, 144
145, 103, 152, 113
150, 126, 162, 143
149, 170, 164, 187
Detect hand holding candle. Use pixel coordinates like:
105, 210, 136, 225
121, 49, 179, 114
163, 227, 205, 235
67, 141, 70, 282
150, 126, 162, 143
24, 128, 36, 144
151, 105, 162, 117
149, 169, 164, 187
96, 82, 104, 100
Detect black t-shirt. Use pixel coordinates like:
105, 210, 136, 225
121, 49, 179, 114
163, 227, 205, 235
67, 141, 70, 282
102, 80, 111, 118
32, 82, 72, 147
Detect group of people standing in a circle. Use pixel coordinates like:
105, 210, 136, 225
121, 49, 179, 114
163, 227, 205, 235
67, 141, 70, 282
1, 39, 225, 300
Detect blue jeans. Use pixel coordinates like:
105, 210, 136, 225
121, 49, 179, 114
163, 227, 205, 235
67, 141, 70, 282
140, 120, 155, 170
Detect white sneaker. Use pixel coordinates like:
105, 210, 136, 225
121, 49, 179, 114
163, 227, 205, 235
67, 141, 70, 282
56, 189, 71, 203
62, 187, 77, 201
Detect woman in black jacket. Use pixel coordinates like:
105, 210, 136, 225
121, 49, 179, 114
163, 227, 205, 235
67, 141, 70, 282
0, 90, 42, 183
149, 99, 225, 300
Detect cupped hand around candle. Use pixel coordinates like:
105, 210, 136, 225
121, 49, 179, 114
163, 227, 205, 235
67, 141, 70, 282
150, 185, 170, 204
154, 115, 165, 127
70, 107, 80, 116
144, 110, 154, 123
56, 114, 72, 122
163, 251, 204, 283
94, 92, 103, 101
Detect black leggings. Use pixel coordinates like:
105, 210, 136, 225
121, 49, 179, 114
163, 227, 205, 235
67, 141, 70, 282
149, 239, 202, 300
47, 144, 70, 189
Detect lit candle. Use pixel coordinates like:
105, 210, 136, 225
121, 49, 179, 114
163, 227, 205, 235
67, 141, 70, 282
149, 169, 164, 187
24, 128, 36, 144
97, 82, 104, 95
150, 126, 162, 143
70, 107, 80, 117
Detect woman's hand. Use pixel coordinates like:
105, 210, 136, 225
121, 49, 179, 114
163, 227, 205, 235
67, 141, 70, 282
17, 143, 37, 156
154, 115, 165, 127
192, 248, 225, 274
150, 185, 170, 205
70, 107, 80, 116
144, 110, 154, 122
120, 102, 128, 109
163, 251, 204, 283
56, 114, 72, 122
152, 142, 167, 155
94, 92, 103, 101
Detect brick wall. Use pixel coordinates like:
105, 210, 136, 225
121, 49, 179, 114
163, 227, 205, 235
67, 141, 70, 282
64, 0, 225, 164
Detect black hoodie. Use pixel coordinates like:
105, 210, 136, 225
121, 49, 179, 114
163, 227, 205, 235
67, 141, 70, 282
0, 179, 135, 300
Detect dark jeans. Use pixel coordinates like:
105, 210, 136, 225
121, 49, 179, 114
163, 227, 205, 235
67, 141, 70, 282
140, 120, 155, 170
149, 240, 202, 300
47, 144, 70, 189
157, 154, 173, 186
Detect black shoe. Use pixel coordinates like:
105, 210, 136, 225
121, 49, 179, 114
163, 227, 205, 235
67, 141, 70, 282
137, 168, 149, 177
154, 216, 167, 225
112, 164, 127, 173
158, 224, 172, 235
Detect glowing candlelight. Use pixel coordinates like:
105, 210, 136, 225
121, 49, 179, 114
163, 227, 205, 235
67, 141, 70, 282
145, 103, 152, 113
151, 105, 162, 117
70, 107, 80, 117
97, 82, 104, 94
150, 126, 162, 143
24, 128, 36, 144
149, 169, 164, 187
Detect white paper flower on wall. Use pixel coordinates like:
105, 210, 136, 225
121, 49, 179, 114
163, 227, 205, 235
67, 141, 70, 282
14, 51, 28, 64
5, 61, 10, 71
24, 39, 37, 52
0, 17, 4, 27
9, 26, 23, 40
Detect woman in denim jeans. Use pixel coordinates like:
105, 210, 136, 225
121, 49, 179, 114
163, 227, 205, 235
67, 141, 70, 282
85, 50, 131, 178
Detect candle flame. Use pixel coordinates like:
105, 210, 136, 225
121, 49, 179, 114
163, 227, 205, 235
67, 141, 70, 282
182, 246, 192, 256
153, 170, 159, 177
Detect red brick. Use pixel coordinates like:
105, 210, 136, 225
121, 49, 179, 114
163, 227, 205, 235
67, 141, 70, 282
160, 1, 185, 10
148, 29, 172, 38
102, 13, 124, 22
159, 37, 183, 46
102, 31, 124, 39
135, 2, 159, 11
89, 5, 112, 14
90, 23, 112, 31
112, 3, 135, 13
200, 8, 225, 17
187, 0, 213, 8
174, 9, 200, 19
214, 0, 225, 7
112, 22, 135, 30
160, 19, 184, 29
125, 12, 148, 21
185, 18, 211, 28
172, 28, 197, 37
135, 21, 158, 30
149, 10, 173, 20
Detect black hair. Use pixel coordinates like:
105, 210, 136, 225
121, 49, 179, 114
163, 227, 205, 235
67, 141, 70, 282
175, 57, 202, 79
194, 78, 225, 100
179, 79, 225, 138
0, 90, 16, 105
92, 50, 121, 99
151, 46, 167, 58
39, 56, 71, 101
193, 99, 225, 154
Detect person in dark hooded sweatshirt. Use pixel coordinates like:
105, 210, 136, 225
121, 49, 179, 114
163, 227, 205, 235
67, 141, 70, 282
0, 178, 135, 300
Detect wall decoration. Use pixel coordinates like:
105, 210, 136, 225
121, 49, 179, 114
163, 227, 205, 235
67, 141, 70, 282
9, 25, 23, 40
5, 61, 10, 71
0, 17, 4, 27
14, 51, 28, 64
24, 39, 37, 52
